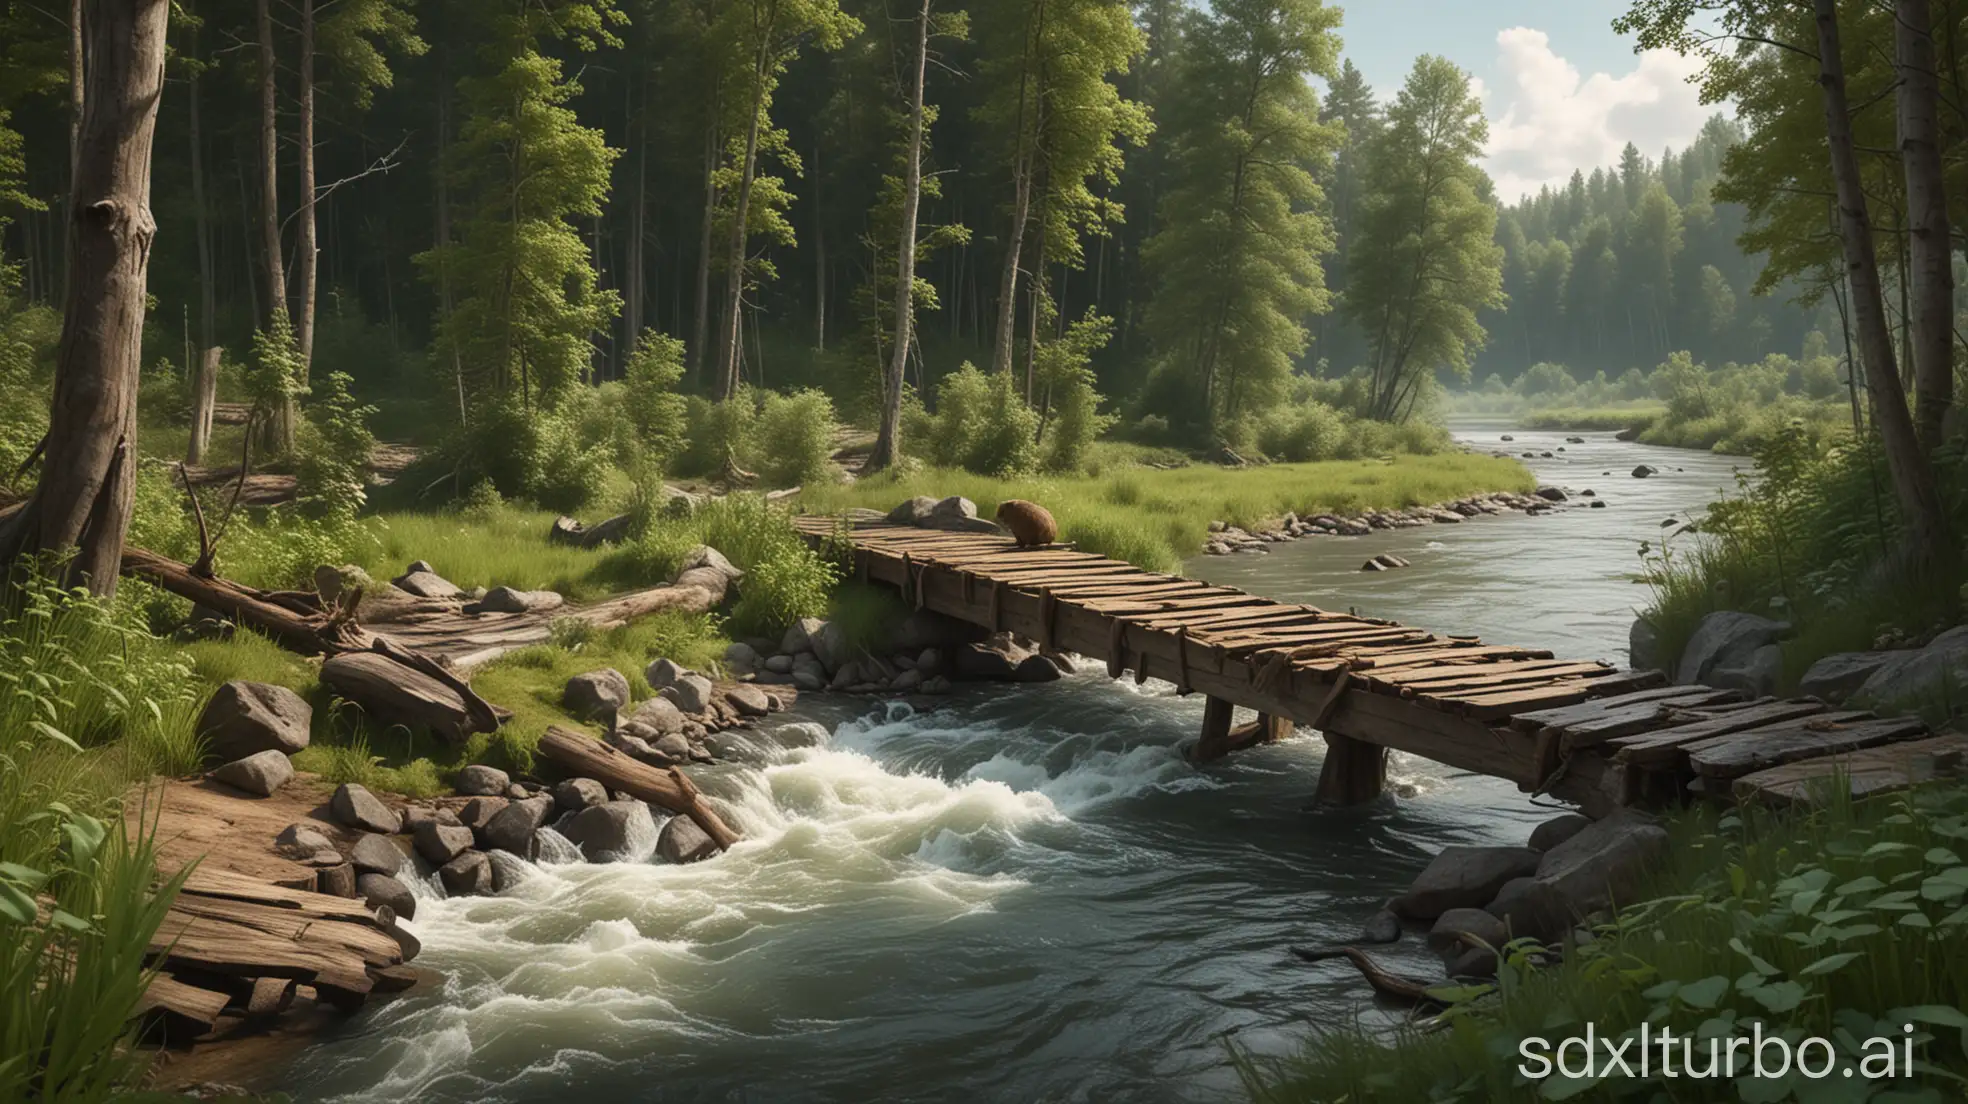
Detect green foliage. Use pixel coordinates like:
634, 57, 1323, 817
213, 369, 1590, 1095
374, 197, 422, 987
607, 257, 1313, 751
246, 312, 308, 442
298, 371, 379, 520
1035, 312, 1119, 472
622, 330, 689, 472
440, 398, 613, 512
920, 364, 1041, 476
676, 391, 759, 480
755, 388, 842, 487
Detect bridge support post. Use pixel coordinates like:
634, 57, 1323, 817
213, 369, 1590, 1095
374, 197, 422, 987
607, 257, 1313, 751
1192, 701, 1293, 764
1314, 733, 1386, 805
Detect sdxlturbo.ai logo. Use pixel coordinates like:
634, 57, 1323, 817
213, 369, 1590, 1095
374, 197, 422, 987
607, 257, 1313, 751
1518, 1021, 1920, 1082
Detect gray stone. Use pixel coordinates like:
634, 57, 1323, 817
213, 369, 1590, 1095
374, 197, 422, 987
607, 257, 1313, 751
1535, 487, 1567, 502
458, 796, 509, 842
765, 654, 795, 674
393, 569, 462, 600
810, 621, 852, 674
313, 563, 377, 605
406, 560, 436, 574
657, 815, 718, 864
1392, 846, 1543, 921
505, 783, 530, 801
724, 683, 771, 717
920, 675, 952, 695
477, 586, 563, 614
1856, 626, 1968, 706
356, 872, 416, 920
1799, 652, 1896, 703
483, 796, 552, 856
829, 661, 862, 691
349, 833, 405, 876
891, 668, 924, 692
454, 764, 510, 797
331, 783, 401, 835
1629, 617, 1662, 673
1446, 945, 1499, 979
662, 672, 715, 715
560, 801, 656, 862
209, 749, 294, 796
315, 862, 357, 898
1536, 809, 1670, 918
792, 668, 825, 692
956, 634, 1027, 681
1675, 611, 1789, 685
563, 669, 631, 721
554, 777, 609, 813
917, 648, 943, 674
921, 496, 1000, 533
887, 496, 940, 525
1358, 909, 1401, 944
723, 642, 762, 673
1013, 653, 1064, 683
625, 696, 686, 736
1427, 907, 1509, 958
438, 850, 493, 897
275, 823, 337, 860
1486, 877, 1575, 943
197, 681, 312, 763
782, 617, 824, 656
1528, 813, 1592, 853
1631, 465, 1657, 478
413, 819, 475, 865
1711, 642, 1784, 697
652, 732, 693, 763
645, 657, 686, 692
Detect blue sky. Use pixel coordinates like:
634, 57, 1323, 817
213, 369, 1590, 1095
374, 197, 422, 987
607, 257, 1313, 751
1332, 0, 1713, 202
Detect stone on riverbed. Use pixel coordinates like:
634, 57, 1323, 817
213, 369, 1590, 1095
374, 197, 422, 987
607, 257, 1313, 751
657, 815, 718, 864
1528, 813, 1592, 853
724, 683, 772, 716
554, 777, 609, 814
275, 823, 337, 862
563, 669, 631, 721
198, 681, 313, 763
454, 764, 510, 797
439, 850, 494, 897
1531, 809, 1670, 921
1674, 611, 1789, 685
357, 872, 416, 920
1798, 651, 1897, 703
560, 801, 656, 862
625, 696, 686, 736
662, 672, 715, 715
414, 819, 476, 865
1427, 907, 1509, 960
482, 796, 553, 858
331, 783, 401, 835
209, 749, 295, 797
1391, 846, 1542, 921
350, 833, 406, 876
723, 642, 762, 673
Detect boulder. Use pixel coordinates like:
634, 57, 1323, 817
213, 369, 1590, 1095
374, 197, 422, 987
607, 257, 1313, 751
458, 796, 509, 841
782, 617, 823, 656
829, 661, 862, 691
406, 560, 436, 574
677, 545, 743, 591
1629, 617, 1662, 673
809, 621, 852, 674
1427, 908, 1509, 959
476, 586, 564, 614
1711, 642, 1784, 697
393, 569, 462, 600
651, 732, 693, 763
554, 777, 609, 814
1799, 651, 1896, 703
1358, 910, 1402, 944
662, 673, 715, 715
560, 801, 656, 862
1391, 846, 1543, 921
1013, 654, 1064, 683
724, 642, 762, 673
646, 657, 686, 692
625, 696, 686, 736
1485, 877, 1575, 943
482, 796, 553, 857
315, 863, 357, 898
765, 654, 796, 675
606, 729, 658, 762
438, 850, 493, 897
917, 648, 943, 675
349, 833, 405, 877
886, 496, 940, 526
1856, 626, 1968, 706
581, 514, 635, 547
331, 783, 401, 835
920, 675, 953, 695
197, 682, 312, 763
921, 496, 999, 534
1631, 465, 1657, 479
1535, 809, 1670, 918
891, 668, 924, 692
209, 750, 294, 797
1528, 813, 1592, 853
563, 669, 631, 721
657, 815, 718, 864
454, 764, 511, 797
724, 684, 772, 717
791, 665, 825, 692
413, 820, 475, 865
274, 823, 337, 861
356, 872, 416, 920
1445, 946, 1499, 979
313, 563, 377, 605
1674, 611, 1789, 685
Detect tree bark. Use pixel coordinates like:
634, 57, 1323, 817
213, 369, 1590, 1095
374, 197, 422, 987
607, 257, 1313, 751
867, 0, 933, 473
255, 0, 293, 452
625, 80, 647, 351
187, 5, 214, 356
188, 346, 221, 465
1896, 0, 1955, 449
295, 0, 318, 375
989, 0, 1044, 378
0, 0, 171, 598
716, 53, 770, 402
537, 726, 740, 852
688, 109, 719, 384
1815, 0, 1950, 573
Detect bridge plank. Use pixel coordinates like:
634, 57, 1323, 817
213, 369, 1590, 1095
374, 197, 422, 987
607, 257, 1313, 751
1373, 658, 1608, 686
1552, 689, 1747, 751
1507, 683, 1722, 732
1733, 733, 1968, 804
1394, 664, 1616, 698
1687, 715, 1928, 780
1608, 700, 1842, 766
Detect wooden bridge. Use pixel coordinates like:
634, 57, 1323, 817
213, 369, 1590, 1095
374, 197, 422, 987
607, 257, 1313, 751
796, 516, 1968, 811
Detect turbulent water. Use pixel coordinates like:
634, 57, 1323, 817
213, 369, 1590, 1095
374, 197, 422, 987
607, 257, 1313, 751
279, 422, 1748, 1104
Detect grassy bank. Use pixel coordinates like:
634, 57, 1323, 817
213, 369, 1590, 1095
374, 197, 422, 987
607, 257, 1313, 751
801, 452, 1537, 573
1243, 782, 1968, 1102
1519, 405, 1663, 433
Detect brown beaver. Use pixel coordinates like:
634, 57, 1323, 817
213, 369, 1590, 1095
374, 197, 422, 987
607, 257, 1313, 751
995, 499, 1058, 548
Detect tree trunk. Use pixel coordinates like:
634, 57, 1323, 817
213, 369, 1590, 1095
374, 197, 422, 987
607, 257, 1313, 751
188, 346, 220, 465
295, 0, 318, 376
434, 51, 464, 425
867, 0, 933, 474
625, 81, 646, 350
188, 5, 214, 357
1021, 179, 1051, 403
0, 0, 171, 599
1814, 0, 1951, 573
1896, 0, 1955, 449
716, 56, 770, 402
536, 727, 740, 852
255, 0, 293, 452
813, 137, 826, 351
688, 110, 719, 384
989, 0, 1044, 378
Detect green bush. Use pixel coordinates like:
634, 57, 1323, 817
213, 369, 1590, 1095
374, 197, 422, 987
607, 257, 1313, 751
623, 330, 689, 471
443, 400, 612, 513
677, 390, 760, 479
297, 370, 379, 519
1256, 399, 1348, 462
924, 363, 1041, 476
1035, 312, 1119, 473
756, 388, 841, 487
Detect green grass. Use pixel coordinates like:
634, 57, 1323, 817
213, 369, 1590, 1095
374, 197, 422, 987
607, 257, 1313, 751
360, 504, 629, 600
1519, 405, 1664, 433
1242, 783, 1968, 1103
800, 453, 1537, 572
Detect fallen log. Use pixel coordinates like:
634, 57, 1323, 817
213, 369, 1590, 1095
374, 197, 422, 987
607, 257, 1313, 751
122, 546, 364, 655
320, 651, 496, 743
1290, 945, 1442, 1006
537, 725, 740, 852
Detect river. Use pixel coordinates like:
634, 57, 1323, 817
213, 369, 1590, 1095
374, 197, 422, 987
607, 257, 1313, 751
278, 422, 1748, 1104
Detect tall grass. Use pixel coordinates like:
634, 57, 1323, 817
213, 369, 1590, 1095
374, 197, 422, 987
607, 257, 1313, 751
1241, 783, 1968, 1102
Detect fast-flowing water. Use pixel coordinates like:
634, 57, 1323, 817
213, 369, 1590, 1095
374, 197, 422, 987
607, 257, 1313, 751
279, 422, 1748, 1104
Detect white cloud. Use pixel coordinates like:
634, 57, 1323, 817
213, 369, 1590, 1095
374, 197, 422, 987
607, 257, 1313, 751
1479, 27, 1709, 203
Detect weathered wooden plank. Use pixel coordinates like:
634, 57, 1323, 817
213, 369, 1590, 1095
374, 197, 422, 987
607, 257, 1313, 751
1379, 659, 1611, 688
1356, 646, 1550, 670
167, 892, 404, 968
177, 867, 386, 926
1687, 715, 1930, 780
1553, 689, 1750, 752
1451, 682, 1600, 719
138, 972, 234, 1029
1734, 733, 1968, 804
1508, 684, 1731, 733
1609, 700, 1842, 766
1401, 664, 1618, 700
151, 911, 374, 994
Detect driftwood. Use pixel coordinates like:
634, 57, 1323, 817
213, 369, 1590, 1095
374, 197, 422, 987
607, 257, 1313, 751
537, 725, 740, 852
1289, 945, 1442, 1006
320, 651, 501, 743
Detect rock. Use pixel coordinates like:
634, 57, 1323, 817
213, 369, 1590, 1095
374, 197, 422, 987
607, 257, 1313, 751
1711, 642, 1784, 697
438, 850, 493, 897
886, 496, 940, 526
782, 617, 823, 656
890, 609, 985, 654
724, 642, 762, 673
313, 563, 377, 605
398, 806, 440, 832
315, 863, 357, 898
891, 668, 924, 692
765, 654, 795, 675
482, 796, 552, 856
393, 569, 462, 600
1427, 908, 1509, 959
920, 496, 993, 534
828, 660, 862, 691
476, 586, 564, 614
505, 783, 530, 801
1013, 653, 1063, 683
646, 658, 686, 692
1535, 486, 1567, 502
724, 683, 772, 717
1589, 500, 1606, 508
1855, 625, 1968, 706
331, 783, 401, 835
554, 777, 609, 814
1391, 846, 1543, 921
406, 560, 436, 574
563, 669, 631, 721
413, 819, 476, 865
349, 833, 405, 876
1485, 877, 1574, 942
1629, 617, 1662, 673
582, 514, 635, 547
197, 681, 312, 763
1798, 652, 1896, 703
956, 633, 1026, 681
458, 796, 509, 841
1528, 813, 1593, 853
809, 621, 852, 674
560, 801, 656, 862
792, 667, 825, 692
921, 675, 952, 695
652, 732, 693, 763
916, 648, 943, 674
624, 696, 686, 736
1446, 945, 1499, 979
274, 823, 337, 861
662, 672, 715, 715
1536, 809, 1670, 918
209, 749, 294, 797
1359, 909, 1401, 944
1631, 465, 1657, 479
1674, 611, 1789, 685
454, 764, 511, 797
356, 872, 416, 920
657, 815, 718, 864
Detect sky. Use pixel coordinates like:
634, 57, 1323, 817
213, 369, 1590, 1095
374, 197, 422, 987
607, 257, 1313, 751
1334, 0, 1715, 203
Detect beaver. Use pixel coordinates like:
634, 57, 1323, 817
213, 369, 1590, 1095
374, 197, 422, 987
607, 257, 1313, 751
994, 499, 1059, 548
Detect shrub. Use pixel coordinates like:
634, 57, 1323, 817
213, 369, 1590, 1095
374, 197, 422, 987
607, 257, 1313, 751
728, 547, 836, 639
756, 387, 841, 487
925, 363, 1040, 476
623, 330, 689, 471
1035, 312, 1118, 473
676, 390, 759, 478
297, 370, 379, 520
1256, 399, 1348, 462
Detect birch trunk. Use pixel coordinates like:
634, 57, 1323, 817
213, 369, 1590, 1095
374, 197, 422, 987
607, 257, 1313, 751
867, 0, 933, 473
1895, 0, 1955, 449
295, 0, 318, 376
255, 0, 294, 452
688, 115, 719, 383
716, 55, 769, 402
